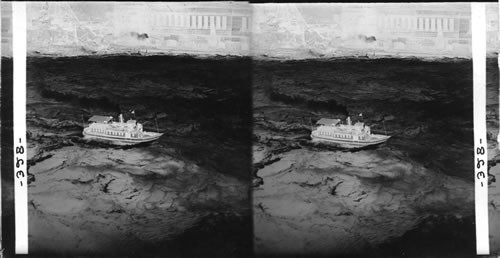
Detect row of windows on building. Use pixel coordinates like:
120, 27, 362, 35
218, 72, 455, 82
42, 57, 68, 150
380, 15, 462, 33
147, 13, 250, 31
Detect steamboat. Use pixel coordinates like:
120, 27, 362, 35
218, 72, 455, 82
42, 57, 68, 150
311, 116, 390, 148
83, 114, 163, 145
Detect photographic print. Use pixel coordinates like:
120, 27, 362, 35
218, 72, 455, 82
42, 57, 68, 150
251, 3, 499, 257
21, 2, 253, 256
1, 1, 500, 257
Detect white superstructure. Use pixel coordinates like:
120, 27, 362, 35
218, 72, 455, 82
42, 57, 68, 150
83, 114, 163, 145
311, 116, 390, 148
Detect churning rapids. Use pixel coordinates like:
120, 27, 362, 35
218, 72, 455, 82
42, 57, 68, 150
24, 55, 253, 256
252, 57, 498, 257
2, 54, 498, 257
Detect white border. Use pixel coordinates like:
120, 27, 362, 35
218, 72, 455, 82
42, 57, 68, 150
0, 2, 3, 254
5, 2, 498, 256
13, 2, 28, 254
472, 3, 489, 255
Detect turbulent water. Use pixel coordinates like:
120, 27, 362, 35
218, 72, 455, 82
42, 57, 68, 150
11, 54, 500, 256
251, 57, 496, 257
486, 57, 500, 255
26, 55, 252, 256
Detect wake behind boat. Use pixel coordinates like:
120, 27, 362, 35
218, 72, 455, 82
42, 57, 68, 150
311, 116, 390, 149
83, 114, 163, 146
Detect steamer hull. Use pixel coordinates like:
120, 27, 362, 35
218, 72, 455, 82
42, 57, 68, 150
310, 116, 391, 149
83, 128, 163, 146
82, 114, 163, 146
311, 132, 390, 148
